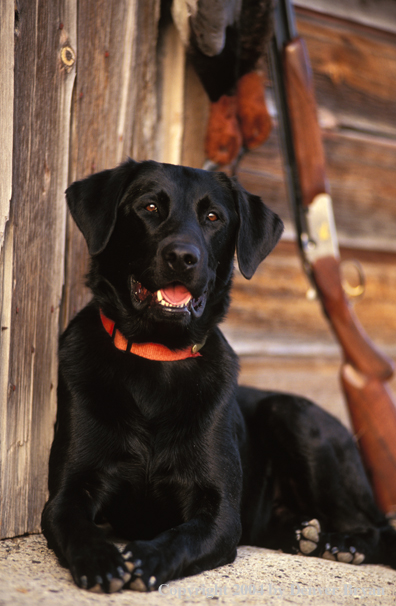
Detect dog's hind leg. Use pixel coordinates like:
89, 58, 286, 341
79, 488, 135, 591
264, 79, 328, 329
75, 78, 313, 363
238, 388, 396, 568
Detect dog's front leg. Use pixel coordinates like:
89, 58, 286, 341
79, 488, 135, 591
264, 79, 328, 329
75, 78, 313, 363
42, 488, 132, 593
122, 506, 241, 591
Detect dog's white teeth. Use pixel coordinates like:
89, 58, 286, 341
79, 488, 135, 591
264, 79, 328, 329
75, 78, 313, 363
156, 294, 192, 309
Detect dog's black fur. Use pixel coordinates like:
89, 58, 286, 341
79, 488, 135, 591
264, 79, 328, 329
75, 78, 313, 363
42, 160, 396, 593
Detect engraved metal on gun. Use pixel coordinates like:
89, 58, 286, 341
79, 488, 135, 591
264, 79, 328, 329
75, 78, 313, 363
302, 193, 365, 301
301, 193, 339, 264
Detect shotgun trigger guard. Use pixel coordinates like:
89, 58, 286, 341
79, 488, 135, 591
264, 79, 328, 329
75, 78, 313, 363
302, 193, 339, 264
340, 259, 365, 301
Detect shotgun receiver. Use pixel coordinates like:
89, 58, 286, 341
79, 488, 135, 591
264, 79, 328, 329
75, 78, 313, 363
269, 0, 396, 515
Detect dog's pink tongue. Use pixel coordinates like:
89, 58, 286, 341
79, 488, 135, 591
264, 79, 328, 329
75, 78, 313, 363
161, 284, 192, 306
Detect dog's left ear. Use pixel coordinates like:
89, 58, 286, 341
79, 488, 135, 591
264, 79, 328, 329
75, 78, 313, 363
66, 159, 138, 255
232, 178, 284, 279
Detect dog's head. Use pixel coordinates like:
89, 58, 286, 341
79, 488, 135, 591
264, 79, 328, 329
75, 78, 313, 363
66, 159, 283, 348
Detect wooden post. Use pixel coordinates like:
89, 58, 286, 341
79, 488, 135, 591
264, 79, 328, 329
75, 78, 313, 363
0, 0, 77, 538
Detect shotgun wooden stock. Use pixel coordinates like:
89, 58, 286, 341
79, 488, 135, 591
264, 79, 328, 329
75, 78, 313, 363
311, 256, 394, 381
341, 368, 396, 515
281, 36, 396, 514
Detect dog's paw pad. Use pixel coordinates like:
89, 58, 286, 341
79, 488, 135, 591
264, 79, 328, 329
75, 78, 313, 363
88, 585, 103, 593
108, 577, 124, 593
297, 519, 321, 554
125, 562, 135, 573
300, 539, 318, 554
128, 577, 147, 592
337, 551, 353, 563
303, 519, 321, 533
302, 524, 320, 543
322, 550, 337, 561
352, 552, 365, 565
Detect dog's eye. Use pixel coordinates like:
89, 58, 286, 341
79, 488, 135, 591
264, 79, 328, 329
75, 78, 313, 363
146, 203, 158, 213
207, 212, 218, 222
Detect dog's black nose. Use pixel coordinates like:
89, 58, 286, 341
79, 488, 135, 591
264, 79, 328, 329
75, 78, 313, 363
161, 242, 201, 272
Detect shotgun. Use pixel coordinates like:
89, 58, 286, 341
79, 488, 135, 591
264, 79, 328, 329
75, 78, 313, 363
269, 0, 396, 515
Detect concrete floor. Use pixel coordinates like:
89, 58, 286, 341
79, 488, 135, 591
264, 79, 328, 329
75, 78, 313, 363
1, 533, 396, 605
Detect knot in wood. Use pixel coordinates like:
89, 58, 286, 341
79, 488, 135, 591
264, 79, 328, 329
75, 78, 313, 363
61, 45, 76, 70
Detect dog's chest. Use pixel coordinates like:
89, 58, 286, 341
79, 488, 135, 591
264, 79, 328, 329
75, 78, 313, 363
102, 438, 206, 538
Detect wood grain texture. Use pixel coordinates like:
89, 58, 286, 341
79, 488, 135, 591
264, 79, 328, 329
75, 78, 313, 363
0, 0, 76, 538
296, 9, 396, 136
295, 0, 396, 36
157, 18, 186, 164
0, 0, 14, 250
223, 241, 396, 357
181, 58, 209, 169
62, 0, 139, 328
238, 128, 396, 252
61, 0, 161, 331
0, 2, 15, 505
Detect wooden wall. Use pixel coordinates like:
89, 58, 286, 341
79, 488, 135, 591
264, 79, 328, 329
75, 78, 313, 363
0, 0, 161, 540
1, 0, 395, 539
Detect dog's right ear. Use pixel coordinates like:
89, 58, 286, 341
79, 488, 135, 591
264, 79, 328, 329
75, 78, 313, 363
65, 159, 138, 255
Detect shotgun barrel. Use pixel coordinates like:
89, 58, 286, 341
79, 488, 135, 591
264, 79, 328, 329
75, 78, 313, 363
269, 0, 396, 515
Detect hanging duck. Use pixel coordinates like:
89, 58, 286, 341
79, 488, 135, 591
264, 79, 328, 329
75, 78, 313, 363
172, 0, 274, 165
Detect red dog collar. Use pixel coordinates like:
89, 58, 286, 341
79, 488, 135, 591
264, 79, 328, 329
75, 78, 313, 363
100, 310, 203, 361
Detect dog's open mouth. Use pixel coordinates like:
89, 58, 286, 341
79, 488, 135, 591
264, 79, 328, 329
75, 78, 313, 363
131, 278, 206, 318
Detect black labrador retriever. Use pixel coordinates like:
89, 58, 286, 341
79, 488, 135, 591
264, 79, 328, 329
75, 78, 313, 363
42, 159, 396, 593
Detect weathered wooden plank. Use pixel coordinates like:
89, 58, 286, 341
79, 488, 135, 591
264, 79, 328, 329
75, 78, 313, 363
238, 127, 396, 252
0, 0, 13, 251
223, 241, 396, 357
295, 0, 396, 35
295, 10, 396, 137
63, 0, 139, 328
181, 58, 209, 169
0, 222, 14, 536
0, 0, 76, 539
131, 0, 162, 161
62, 0, 161, 330
0, 1, 15, 508
157, 16, 186, 164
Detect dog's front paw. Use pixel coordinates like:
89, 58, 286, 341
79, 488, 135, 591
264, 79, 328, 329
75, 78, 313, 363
122, 541, 169, 592
69, 540, 131, 593
295, 519, 321, 555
